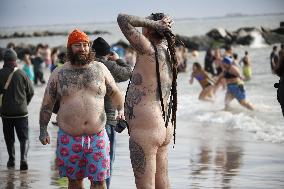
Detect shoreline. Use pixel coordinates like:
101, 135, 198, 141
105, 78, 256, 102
1, 12, 283, 29
1, 62, 284, 188
1, 111, 284, 188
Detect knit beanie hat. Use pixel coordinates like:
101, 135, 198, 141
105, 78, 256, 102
3, 48, 17, 61
92, 37, 111, 56
67, 29, 90, 48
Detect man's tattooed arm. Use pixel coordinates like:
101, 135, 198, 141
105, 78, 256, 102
117, 13, 158, 31
39, 104, 52, 142
106, 80, 124, 115
39, 74, 58, 144
103, 65, 124, 117
117, 14, 156, 54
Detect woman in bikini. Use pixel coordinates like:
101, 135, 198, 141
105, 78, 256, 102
189, 62, 216, 102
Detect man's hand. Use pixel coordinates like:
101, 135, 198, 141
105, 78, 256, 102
108, 51, 120, 61
39, 130, 50, 145
116, 109, 125, 120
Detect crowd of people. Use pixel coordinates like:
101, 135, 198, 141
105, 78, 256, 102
0, 12, 284, 189
186, 43, 283, 112
187, 46, 255, 110
1, 40, 137, 88
0, 13, 175, 189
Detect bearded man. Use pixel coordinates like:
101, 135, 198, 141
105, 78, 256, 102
39, 29, 124, 189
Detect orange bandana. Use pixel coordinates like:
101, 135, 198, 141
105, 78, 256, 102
67, 29, 90, 48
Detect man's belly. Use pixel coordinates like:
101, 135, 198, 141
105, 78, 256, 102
56, 95, 106, 136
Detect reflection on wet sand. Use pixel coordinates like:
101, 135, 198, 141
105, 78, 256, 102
190, 140, 243, 188
1, 169, 39, 189
2, 170, 17, 189
217, 145, 243, 187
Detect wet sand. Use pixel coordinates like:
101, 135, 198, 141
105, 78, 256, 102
1, 69, 284, 189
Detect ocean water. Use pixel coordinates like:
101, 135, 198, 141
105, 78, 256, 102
177, 46, 284, 143
0, 15, 284, 189
0, 14, 283, 47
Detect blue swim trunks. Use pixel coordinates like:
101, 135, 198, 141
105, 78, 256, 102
56, 128, 110, 181
227, 83, 246, 101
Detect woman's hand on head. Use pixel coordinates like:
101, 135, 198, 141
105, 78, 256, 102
162, 16, 174, 28
155, 16, 173, 36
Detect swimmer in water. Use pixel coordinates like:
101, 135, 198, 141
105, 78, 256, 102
189, 62, 216, 102
217, 57, 254, 110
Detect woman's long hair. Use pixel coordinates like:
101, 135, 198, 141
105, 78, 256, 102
151, 13, 179, 145
193, 62, 202, 72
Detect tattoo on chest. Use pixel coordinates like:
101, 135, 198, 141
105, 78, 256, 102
129, 138, 146, 178
58, 67, 103, 96
125, 87, 146, 120
97, 86, 103, 95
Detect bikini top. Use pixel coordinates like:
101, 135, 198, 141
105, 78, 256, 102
195, 74, 205, 81
224, 71, 238, 79
224, 66, 238, 79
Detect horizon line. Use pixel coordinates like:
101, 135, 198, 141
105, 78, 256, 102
0, 12, 283, 29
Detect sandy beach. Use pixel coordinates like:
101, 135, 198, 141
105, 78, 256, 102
1, 10, 284, 188
0, 60, 284, 189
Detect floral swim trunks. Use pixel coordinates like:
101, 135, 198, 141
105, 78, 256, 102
56, 128, 110, 182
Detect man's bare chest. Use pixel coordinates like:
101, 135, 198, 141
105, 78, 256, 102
58, 68, 105, 96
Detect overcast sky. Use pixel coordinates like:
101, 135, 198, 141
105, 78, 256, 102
0, 0, 283, 27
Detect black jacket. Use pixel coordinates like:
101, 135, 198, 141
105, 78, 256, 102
0, 67, 34, 117
276, 56, 284, 116
96, 57, 132, 83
